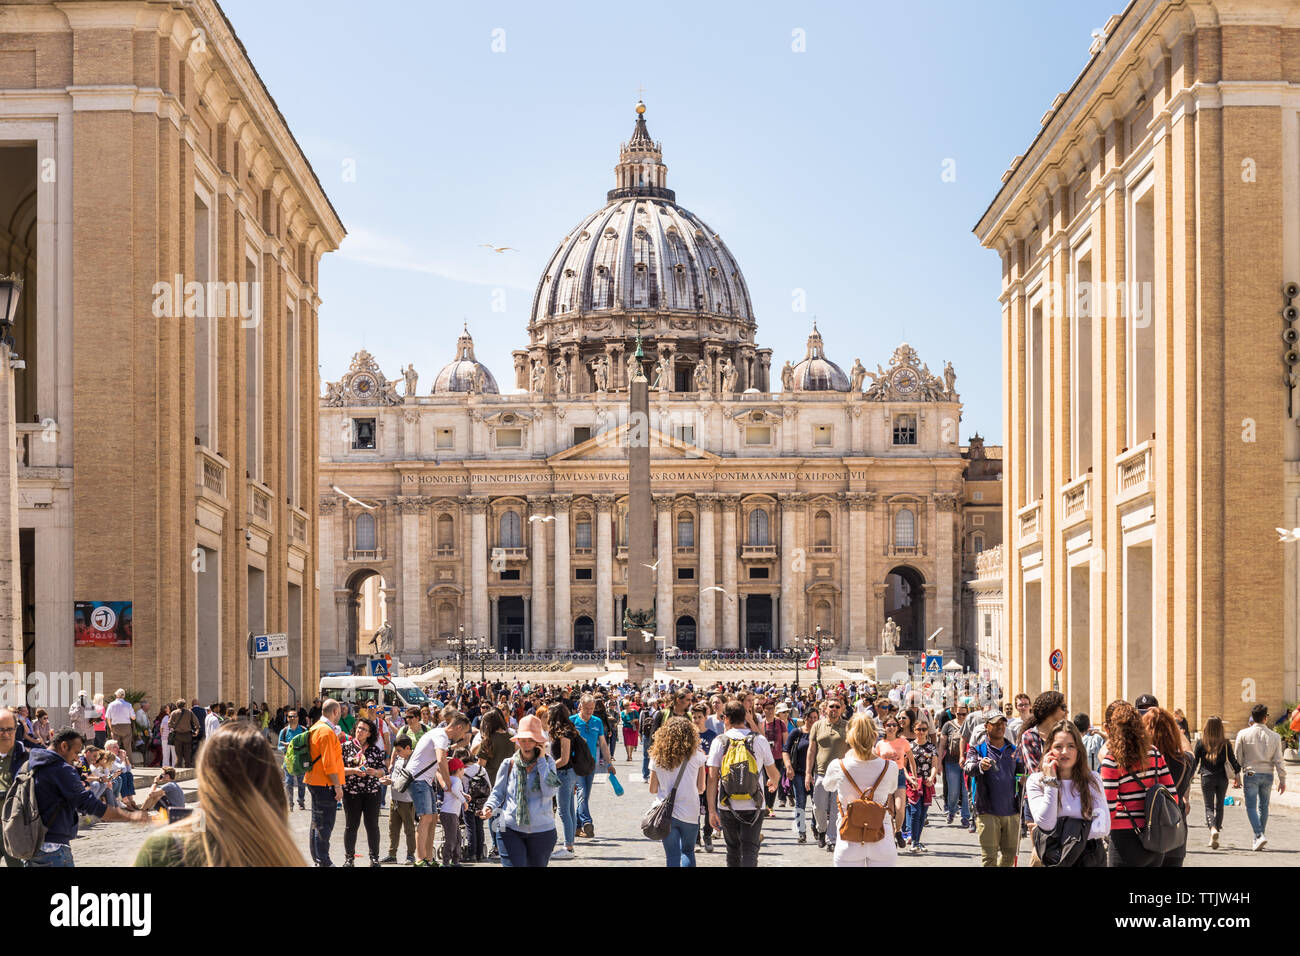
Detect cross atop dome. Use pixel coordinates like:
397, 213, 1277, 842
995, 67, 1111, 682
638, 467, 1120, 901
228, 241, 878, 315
610, 99, 674, 201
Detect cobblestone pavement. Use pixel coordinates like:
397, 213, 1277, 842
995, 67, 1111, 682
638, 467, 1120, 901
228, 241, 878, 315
64, 756, 1300, 867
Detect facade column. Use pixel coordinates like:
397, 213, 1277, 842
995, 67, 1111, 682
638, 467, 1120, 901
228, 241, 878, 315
318, 498, 341, 666
935, 493, 958, 654
469, 498, 489, 646
720, 494, 740, 649
553, 495, 572, 650
489, 595, 498, 651
595, 494, 615, 650
523, 596, 531, 652
398, 495, 425, 657
848, 493, 872, 653
655, 494, 674, 644
697, 495, 717, 649
778, 493, 799, 649
529, 495, 550, 651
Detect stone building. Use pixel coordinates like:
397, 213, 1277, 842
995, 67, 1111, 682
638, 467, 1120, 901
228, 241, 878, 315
973, 0, 1298, 725
958, 436, 1004, 662
319, 104, 996, 672
0, 1, 344, 706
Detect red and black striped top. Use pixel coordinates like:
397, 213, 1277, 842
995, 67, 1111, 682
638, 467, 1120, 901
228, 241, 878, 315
1100, 747, 1176, 830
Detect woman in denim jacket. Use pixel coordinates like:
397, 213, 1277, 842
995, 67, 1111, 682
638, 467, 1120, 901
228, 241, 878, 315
480, 715, 560, 867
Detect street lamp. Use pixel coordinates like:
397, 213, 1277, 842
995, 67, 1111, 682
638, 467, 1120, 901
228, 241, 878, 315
447, 627, 478, 684
0, 275, 22, 692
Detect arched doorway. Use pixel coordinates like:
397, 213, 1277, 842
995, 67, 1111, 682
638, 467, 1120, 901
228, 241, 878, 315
745, 595, 772, 650
573, 616, 595, 653
883, 566, 925, 652
345, 568, 387, 661
675, 615, 696, 652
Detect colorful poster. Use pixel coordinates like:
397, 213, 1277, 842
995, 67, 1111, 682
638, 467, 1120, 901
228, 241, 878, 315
74, 601, 132, 647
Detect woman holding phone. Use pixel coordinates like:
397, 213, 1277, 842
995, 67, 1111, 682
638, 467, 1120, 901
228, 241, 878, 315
340, 717, 386, 867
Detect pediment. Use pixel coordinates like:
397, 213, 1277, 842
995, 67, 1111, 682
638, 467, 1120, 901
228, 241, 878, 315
548, 424, 720, 463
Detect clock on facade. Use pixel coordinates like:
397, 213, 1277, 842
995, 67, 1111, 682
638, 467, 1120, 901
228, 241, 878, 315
352, 373, 376, 397
891, 367, 919, 395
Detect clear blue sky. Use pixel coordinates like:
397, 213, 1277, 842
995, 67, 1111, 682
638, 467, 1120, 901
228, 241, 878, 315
222, 0, 1124, 445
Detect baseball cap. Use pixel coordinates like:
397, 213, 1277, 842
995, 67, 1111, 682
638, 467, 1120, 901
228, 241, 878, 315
1135, 694, 1159, 714
985, 711, 1008, 725
447, 758, 464, 773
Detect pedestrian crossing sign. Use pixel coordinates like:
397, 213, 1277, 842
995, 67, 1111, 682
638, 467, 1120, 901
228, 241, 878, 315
368, 657, 390, 679
924, 654, 943, 676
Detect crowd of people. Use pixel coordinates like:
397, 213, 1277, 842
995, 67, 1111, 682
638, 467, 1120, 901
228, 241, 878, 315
0, 672, 1293, 868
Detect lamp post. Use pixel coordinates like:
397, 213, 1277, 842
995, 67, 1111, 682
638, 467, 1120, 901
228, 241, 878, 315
0, 275, 23, 695
447, 627, 479, 684
790, 642, 802, 689
803, 624, 834, 691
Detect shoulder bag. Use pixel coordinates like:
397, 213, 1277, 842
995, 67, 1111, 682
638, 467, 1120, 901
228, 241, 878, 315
640, 757, 692, 840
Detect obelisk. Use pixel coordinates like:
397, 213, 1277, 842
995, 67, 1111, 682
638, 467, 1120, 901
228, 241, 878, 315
623, 324, 656, 686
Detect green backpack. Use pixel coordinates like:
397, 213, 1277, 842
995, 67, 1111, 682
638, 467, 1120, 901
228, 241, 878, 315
283, 729, 318, 777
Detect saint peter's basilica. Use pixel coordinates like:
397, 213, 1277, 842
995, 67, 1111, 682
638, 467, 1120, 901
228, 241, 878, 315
318, 103, 1000, 671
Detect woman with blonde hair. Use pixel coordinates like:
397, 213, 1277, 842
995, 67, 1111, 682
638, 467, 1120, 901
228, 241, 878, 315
647, 715, 707, 867
134, 721, 306, 866
821, 713, 898, 868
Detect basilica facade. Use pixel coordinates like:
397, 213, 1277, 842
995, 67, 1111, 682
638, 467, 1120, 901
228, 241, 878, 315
318, 104, 992, 671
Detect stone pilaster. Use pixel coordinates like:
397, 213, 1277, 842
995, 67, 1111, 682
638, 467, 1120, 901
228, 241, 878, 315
595, 494, 615, 649
720, 494, 740, 648
655, 494, 674, 642
396, 495, 427, 655
552, 495, 572, 650
697, 494, 717, 649
778, 493, 801, 648
846, 492, 874, 653
468, 498, 489, 646
529, 495, 550, 650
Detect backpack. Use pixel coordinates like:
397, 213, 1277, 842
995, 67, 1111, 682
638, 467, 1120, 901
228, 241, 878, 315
1, 765, 48, 861
1138, 761, 1187, 854
567, 732, 596, 777
465, 769, 491, 812
716, 734, 764, 813
835, 759, 891, 844
640, 708, 657, 738
283, 728, 319, 778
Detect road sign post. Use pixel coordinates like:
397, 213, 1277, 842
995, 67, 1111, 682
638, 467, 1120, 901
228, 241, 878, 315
1049, 648, 1063, 691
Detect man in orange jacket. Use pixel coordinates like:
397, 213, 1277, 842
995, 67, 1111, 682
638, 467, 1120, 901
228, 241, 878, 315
304, 698, 345, 866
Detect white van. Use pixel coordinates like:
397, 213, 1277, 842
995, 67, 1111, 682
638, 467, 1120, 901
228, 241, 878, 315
317, 675, 431, 711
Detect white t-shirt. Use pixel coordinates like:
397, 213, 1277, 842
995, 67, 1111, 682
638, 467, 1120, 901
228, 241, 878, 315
648, 750, 706, 824
204, 712, 221, 738
406, 725, 452, 781
440, 776, 465, 814
706, 729, 776, 769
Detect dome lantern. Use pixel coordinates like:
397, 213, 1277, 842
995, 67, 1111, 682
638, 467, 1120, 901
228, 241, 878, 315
433, 323, 499, 394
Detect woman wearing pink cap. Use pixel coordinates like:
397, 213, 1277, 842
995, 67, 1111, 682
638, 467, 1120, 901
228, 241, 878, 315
479, 714, 560, 867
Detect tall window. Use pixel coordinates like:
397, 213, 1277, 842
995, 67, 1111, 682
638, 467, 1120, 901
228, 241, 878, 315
1028, 298, 1044, 500
355, 513, 376, 552
894, 509, 915, 549
892, 414, 917, 445
748, 508, 770, 545
1130, 181, 1156, 444
575, 514, 592, 549
677, 513, 695, 548
499, 510, 521, 548
973, 532, 985, 554
437, 514, 454, 551
814, 510, 832, 547
1072, 248, 1094, 476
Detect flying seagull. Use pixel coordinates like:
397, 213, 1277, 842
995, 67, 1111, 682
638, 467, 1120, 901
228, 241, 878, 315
479, 243, 517, 253
1278, 527, 1300, 542
331, 484, 376, 510
642, 559, 660, 571
529, 514, 556, 523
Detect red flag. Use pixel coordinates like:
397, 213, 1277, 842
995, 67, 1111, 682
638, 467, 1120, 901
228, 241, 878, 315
806, 647, 819, 670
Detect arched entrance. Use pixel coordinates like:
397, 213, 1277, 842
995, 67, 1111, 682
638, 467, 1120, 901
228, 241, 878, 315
675, 615, 696, 652
573, 616, 595, 653
884, 566, 925, 652
745, 595, 772, 650
345, 568, 388, 661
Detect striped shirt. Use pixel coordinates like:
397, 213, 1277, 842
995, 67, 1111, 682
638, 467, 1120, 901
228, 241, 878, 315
1100, 747, 1175, 831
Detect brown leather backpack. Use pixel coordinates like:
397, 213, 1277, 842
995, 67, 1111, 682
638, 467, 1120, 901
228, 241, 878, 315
836, 759, 892, 844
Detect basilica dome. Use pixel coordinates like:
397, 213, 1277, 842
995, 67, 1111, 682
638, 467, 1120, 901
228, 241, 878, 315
528, 103, 753, 329
786, 323, 850, 391
433, 325, 499, 394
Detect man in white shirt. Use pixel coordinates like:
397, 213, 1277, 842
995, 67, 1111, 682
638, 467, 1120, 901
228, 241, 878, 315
105, 689, 135, 755
404, 707, 470, 867
204, 702, 224, 740
706, 700, 780, 868
1234, 704, 1286, 850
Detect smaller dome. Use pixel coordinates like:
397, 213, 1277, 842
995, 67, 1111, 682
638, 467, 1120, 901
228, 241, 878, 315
433, 324, 499, 394
788, 322, 849, 391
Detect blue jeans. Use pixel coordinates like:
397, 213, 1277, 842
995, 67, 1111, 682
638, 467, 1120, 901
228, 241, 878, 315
791, 773, 808, 835
27, 844, 74, 867
284, 770, 305, 805
943, 761, 970, 825
498, 826, 557, 867
1243, 772, 1273, 838
642, 737, 652, 780
662, 818, 699, 867
556, 768, 577, 847
575, 772, 595, 827
906, 799, 929, 845
308, 784, 337, 866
